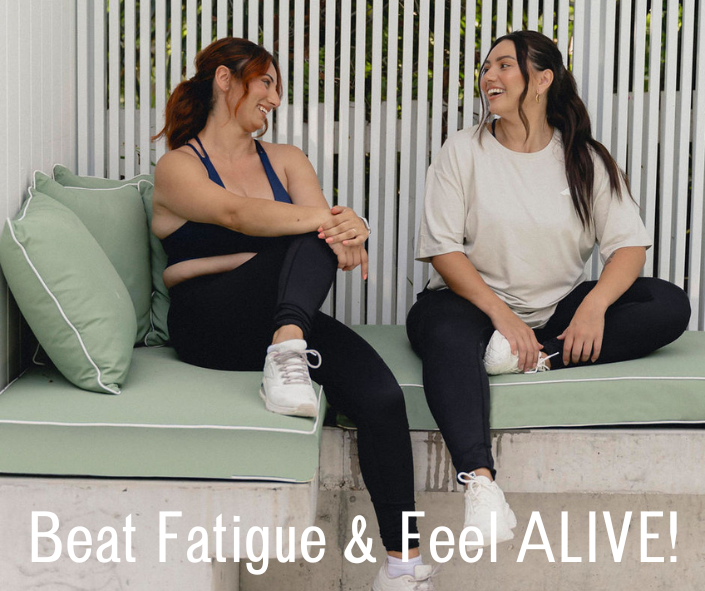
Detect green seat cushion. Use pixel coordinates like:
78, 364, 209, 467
0, 347, 325, 481
35, 171, 152, 343
0, 191, 136, 394
351, 326, 705, 429
52, 165, 169, 346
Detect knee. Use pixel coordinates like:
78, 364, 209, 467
646, 278, 691, 342
653, 278, 691, 329
356, 379, 408, 429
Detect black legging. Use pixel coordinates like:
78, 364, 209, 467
168, 233, 418, 551
406, 277, 691, 479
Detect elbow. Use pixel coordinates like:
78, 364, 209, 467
218, 209, 243, 232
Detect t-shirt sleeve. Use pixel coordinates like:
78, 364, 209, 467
592, 158, 652, 263
416, 139, 470, 263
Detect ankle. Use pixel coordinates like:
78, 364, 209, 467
387, 548, 420, 560
468, 467, 493, 483
386, 552, 423, 578
272, 324, 304, 344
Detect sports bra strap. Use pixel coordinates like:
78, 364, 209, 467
185, 137, 226, 188
254, 140, 291, 203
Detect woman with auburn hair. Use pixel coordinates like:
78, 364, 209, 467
153, 38, 434, 590
407, 30, 690, 545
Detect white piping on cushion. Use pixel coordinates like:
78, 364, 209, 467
0, 368, 30, 397
16, 186, 36, 221
42, 167, 147, 192
489, 419, 705, 429
6, 200, 122, 395
0, 386, 324, 434
50, 163, 149, 186
489, 376, 705, 387
0, 418, 319, 435
399, 376, 705, 390
62, 184, 141, 191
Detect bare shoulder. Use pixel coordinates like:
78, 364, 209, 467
257, 141, 310, 168
154, 148, 207, 188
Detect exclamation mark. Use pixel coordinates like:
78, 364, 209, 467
670, 511, 677, 562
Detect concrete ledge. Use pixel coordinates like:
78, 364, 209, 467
320, 427, 705, 494
0, 475, 318, 590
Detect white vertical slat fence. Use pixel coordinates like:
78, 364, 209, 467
74, 0, 705, 329
691, 2, 705, 330
0, 0, 77, 389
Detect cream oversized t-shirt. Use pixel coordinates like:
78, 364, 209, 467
416, 124, 652, 328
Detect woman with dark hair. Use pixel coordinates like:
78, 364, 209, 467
407, 30, 690, 543
153, 38, 432, 590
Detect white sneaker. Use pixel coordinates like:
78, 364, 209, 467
372, 563, 437, 591
458, 471, 517, 546
483, 330, 556, 375
259, 339, 321, 418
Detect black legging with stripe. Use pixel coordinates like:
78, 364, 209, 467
406, 277, 691, 479
168, 233, 418, 551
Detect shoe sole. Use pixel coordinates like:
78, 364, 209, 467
259, 386, 318, 418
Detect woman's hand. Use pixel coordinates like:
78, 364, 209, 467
557, 296, 607, 365
317, 206, 370, 246
328, 242, 369, 279
490, 308, 543, 372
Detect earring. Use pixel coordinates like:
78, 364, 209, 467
536, 92, 541, 104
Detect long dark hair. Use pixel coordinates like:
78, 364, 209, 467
154, 37, 282, 150
478, 31, 630, 229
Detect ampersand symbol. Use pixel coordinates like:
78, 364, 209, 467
344, 515, 377, 563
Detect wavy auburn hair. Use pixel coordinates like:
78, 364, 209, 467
478, 31, 631, 229
154, 37, 282, 150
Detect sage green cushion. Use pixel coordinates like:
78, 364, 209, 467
352, 326, 705, 429
0, 347, 325, 481
35, 171, 152, 343
137, 180, 170, 346
0, 190, 136, 394
52, 164, 152, 189
52, 165, 169, 346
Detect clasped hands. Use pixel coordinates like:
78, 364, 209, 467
493, 297, 606, 371
317, 205, 370, 279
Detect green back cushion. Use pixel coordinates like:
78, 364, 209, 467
52, 165, 170, 345
52, 164, 153, 189
35, 171, 152, 343
137, 180, 170, 346
0, 190, 136, 394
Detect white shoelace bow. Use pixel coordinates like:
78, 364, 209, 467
525, 351, 559, 373
273, 349, 322, 385
457, 471, 493, 508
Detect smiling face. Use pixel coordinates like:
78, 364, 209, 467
480, 40, 529, 118
228, 63, 281, 133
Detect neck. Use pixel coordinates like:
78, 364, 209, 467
493, 111, 553, 153
198, 104, 257, 159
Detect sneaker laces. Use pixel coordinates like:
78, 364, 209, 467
272, 349, 322, 385
458, 472, 494, 511
525, 351, 559, 374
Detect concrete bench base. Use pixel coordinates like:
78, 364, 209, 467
3, 427, 704, 589
247, 427, 705, 590
321, 427, 705, 495
0, 475, 318, 591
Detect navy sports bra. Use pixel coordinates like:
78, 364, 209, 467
161, 138, 292, 267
